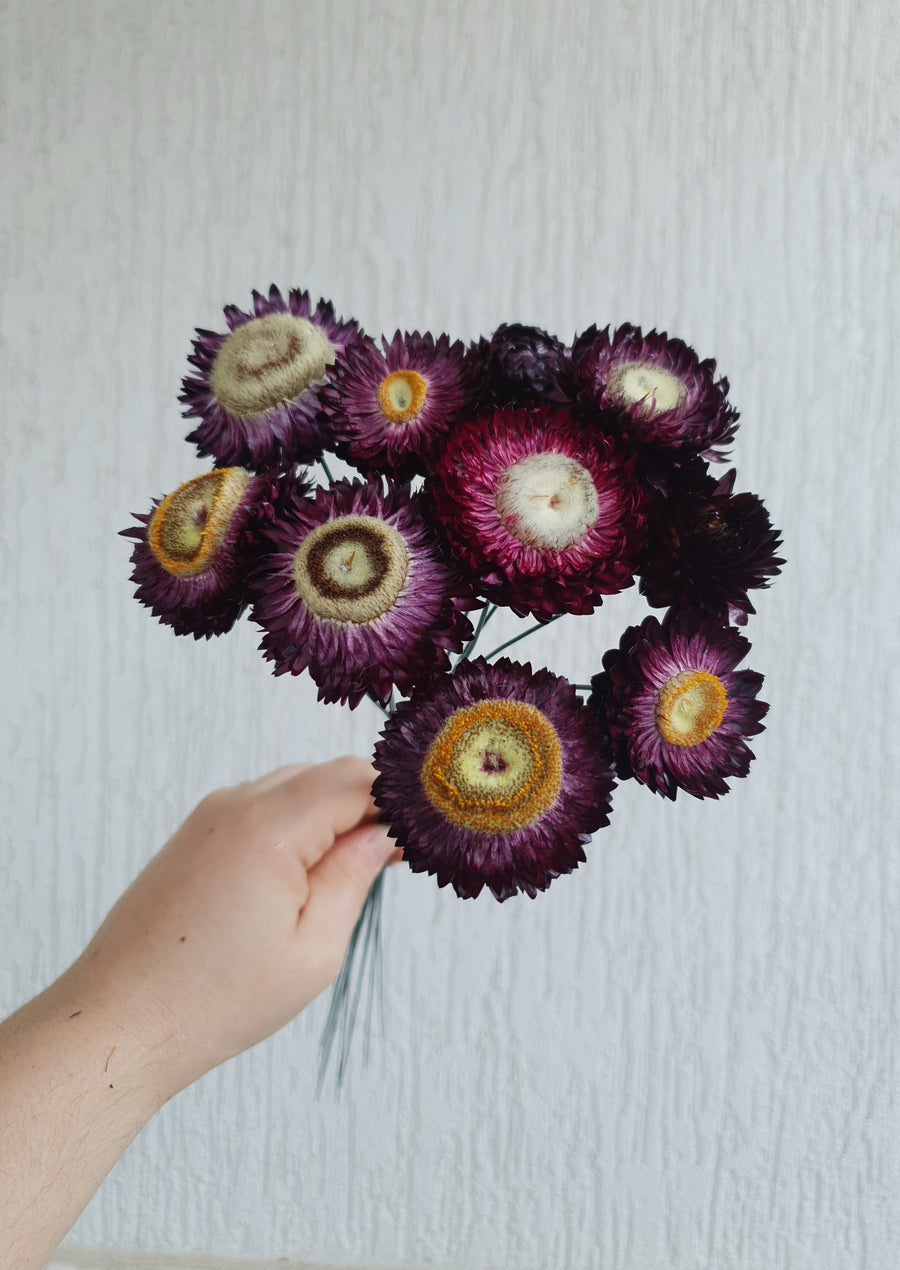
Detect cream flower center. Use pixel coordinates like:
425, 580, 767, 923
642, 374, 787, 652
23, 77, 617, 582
210, 313, 335, 417
495, 452, 600, 551
606, 360, 686, 416
378, 369, 428, 425
421, 699, 562, 833
292, 514, 409, 624
655, 669, 728, 747
148, 468, 250, 577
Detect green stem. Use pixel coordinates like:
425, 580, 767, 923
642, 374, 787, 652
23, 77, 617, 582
455, 604, 497, 667
482, 613, 561, 661
319, 455, 335, 483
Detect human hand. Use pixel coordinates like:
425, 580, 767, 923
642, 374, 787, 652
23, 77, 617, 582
62, 755, 397, 1100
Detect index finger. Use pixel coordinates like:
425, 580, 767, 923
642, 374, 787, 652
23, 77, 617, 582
264, 755, 380, 868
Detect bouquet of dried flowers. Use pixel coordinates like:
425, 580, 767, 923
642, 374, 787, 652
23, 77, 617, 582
123, 286, 783, 1085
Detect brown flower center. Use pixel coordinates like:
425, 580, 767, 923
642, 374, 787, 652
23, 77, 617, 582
421, 699, 562, 833
378, 370, 428, 425
292, 514, 409, 624
655, 669, 728, 746
605, 360, 686, 416
148, 468, 250, 577
495, 452, 600, 552
210, 313, 335, 417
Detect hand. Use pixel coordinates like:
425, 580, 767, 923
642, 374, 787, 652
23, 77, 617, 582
65, 755, 397, 1099
0, 756, 397, 1268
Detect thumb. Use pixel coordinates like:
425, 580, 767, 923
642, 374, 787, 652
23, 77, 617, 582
293, 823, 397, 988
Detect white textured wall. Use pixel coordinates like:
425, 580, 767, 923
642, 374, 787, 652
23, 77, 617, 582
1, 0, 898, 1266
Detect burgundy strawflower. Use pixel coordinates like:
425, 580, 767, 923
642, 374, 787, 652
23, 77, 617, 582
373, 657, 615, 901
249, 477, 475, 708
572, 324, 738, 459
638, 460, 785, 625
319, 330, 470, 478
590, 613, 768, 800
180, 285, 360, 471
468, 323, 573, 408
121, 468, 267, 638
428, 405, 646, 620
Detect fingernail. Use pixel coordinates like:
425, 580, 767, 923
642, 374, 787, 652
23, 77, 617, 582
362, 824, 396, 863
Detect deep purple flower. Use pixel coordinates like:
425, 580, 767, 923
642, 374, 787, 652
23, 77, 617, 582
428, 405, 646, 620
180, 285, 360, 470
572, 324, 738, 459
319, 330, 470, 478
121, 468, 267, 638
373, 657, 615, 901
249, 477, 474, 708
468, 323, 573, 409
590, 613, 768, 800
638, 460, 785, 625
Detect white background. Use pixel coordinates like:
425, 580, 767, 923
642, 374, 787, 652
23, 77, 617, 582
1, 1, 898, 1266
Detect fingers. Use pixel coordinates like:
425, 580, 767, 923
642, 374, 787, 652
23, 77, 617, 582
264, 756, 380, 869
293, 823, 396, 984
250, 763, 311, 793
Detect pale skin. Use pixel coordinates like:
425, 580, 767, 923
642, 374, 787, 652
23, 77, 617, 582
0, 756, 397, 1270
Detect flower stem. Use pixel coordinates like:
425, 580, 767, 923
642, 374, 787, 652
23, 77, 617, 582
319, 455, 335, 483
482, 613, 562, 661
366, 689, 391, 717
455, 604, 498, 667
316, 870, 385, 1096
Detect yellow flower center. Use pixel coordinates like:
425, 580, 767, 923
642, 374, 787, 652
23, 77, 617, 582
421, 699, 563, 833
210, 313, 336, 417
495, 452, 600, 551
148, 468, 250, 577
292, 514, 409, 624
377, 369, 428, 425
655, 670, 728, 747
606, 360, 686, 416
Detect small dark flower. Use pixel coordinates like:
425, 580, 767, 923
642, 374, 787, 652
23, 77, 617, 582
638, 460, 784, 625
249, 477, 474, 707
428, 405, 646, 620
572, 324, 738, 459
590, 613, 768, 800
180, 285, 360, 470
373, 657, 615, 901
121, 468, 266, 638
468, 323, 573, 408
319, 330, 470, 478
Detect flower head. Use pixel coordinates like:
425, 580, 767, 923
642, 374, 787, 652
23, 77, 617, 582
373, 657, 615, 900
428, 405, 646, 620
319, 330, 470, 478
180, 285, 360, 470
468, 323, 573, 408
572, 324, 738, 459
121, 467, 267, 638
590, 613, 768, 799
249, 477, 474, 707
638, 460, 785, 624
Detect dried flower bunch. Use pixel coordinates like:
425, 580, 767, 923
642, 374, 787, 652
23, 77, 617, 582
124, 286, 784, 906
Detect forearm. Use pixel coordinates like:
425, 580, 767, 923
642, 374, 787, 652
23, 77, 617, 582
0, 969, 169, 1270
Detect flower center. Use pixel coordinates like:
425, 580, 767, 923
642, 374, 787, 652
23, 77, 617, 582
148, 468, 250, 577
210, 313, 336, 417
495, 452, 600, 551
377, 370, 428, 425
421, 699, 563, 833
605, 360, 686, 416
655, 670, 728, 747
292, 514, 409, 624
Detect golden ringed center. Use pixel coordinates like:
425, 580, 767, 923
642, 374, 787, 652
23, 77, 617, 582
655, 669, 728, 747
292, 514, 409, 624
148, 468, 250, 578
210, 313, 336, 417
421, 698, 563, 833
378, 370, 428, 425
